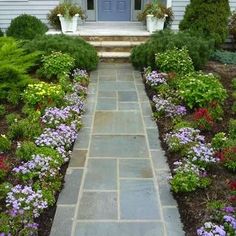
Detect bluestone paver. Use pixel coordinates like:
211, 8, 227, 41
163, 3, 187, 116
50, 63, 184, 236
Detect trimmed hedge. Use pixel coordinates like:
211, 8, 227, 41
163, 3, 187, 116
23, 35, 99, 71
6, 14, 48, 40
131, 30, 214, 70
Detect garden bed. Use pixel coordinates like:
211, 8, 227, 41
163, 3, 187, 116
143, 55, 236, 235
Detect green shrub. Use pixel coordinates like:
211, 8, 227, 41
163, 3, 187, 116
38, 51, 75, 80
156, 47, 194, 75
0, 28, 3, 37
23, 35, 98, 71
229, 11, 236, 44
0, 37, 40, 104
15, 141, 37, 161
229, 119, 236, 139
8, 118, 42, 140
0, 135, 11, 152
0, 105, 6, 117
211, 50, 236, 65
179, 0, 230, 46
131, 30, 213, 70
5, 113, 21, 126
211, 132, 228, 151
177, 72, 227, 109
6, 14, 47, 40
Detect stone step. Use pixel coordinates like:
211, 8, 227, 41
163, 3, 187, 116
81, 35, 150, 42
98, 52, 131, 63
89, 41, 145, 52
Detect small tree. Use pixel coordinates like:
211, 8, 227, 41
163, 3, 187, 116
179, 0, 231, 47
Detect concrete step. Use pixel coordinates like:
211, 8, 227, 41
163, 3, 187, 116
98, 52, 131, 63
89, 41, 145, 52
81, 35, 150, 42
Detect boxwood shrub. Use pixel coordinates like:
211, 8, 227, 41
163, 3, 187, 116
131, 30, 214, 70
6, 14, 48, 40
23, 35, 98, 71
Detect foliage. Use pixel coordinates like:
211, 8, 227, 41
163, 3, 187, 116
47, 3, 86, 30
170, 159, 210, 193
193, 108, 214, 131
137, 2, 173, 27
0, 37, 39, 104
0, 182, 12, 201
8, 117, 42, 140
131, 30, 213, 70
0, 104, 5, 117
177, 72, 227, 109
156, 47, 194, 75
220, 147, 236, 172
16, 141, 37, 161
0, 135, 11, 153
6, 14, 47, 40
22, 82, 65, 110
23, 34, 98, 71
211, 132, 228, 151
179, 0, 231, 47
0, 155, 9, 180
38, 51, 75, 80
211, 50, 236, 65
229, 119, 236, 140
229, 11, 236, 44
0, 28, 3, 37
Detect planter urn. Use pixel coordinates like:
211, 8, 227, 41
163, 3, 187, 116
57, 14, 79, 33
146, 14, 166, 33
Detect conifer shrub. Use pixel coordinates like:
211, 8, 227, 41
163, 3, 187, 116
23, 34, 98, 71
131, 30, 213, 70
179, 0, 231, 46
0, 37, 40, 104
6, 14, 48, 40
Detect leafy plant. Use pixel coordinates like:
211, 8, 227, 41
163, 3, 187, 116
0, 155, 9, 181
6, 14, 48, 40
229, 11, 236, 46
38, 51, 75, 80
229, 119, 236, 140
0, 104, 6, 117
16, 141, 37, 161
0, 135, 11, 153
0, 28, 3, 37
23, 34, 98, 71
131, 30, 213, 70
0, 37, 40, 104
220, 147, 236, 172
22, 82, 65, 110
156, 47, 194, 75
5, 113, 21, 126
177, 72, 227, 109
211, 132, 228, 151
193, 108, 214, 131
47, 3, 86, 30
211, 50, 236, 65
179, 0, 231, 46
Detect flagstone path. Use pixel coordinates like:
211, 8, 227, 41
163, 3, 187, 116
50, 63, 185, 236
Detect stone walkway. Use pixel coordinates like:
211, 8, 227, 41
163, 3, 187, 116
50, 63, 185, 236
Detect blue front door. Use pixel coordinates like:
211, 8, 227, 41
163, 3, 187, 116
98, 0, 131, 21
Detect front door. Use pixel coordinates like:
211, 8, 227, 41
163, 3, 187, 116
98, 0, 131, 21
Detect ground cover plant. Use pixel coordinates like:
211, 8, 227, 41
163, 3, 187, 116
143, 47, 236, 235
0, 36, 90, 235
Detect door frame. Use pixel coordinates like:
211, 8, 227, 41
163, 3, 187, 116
95, 0, 133, 21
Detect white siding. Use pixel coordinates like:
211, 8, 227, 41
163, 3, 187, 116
0, 0, 59, 30
171, 0, 236, 31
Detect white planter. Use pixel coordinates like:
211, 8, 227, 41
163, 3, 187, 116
58, 14, 79, 33
146, 14, 165, 33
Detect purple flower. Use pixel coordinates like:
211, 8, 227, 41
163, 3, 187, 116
197, 222, 226, 236
146, 71, 167, 86
72, 68, 88, 79
223, 215, 236, 230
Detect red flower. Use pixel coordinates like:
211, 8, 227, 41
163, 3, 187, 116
194, 108, 213, 123
230, 181, 236, 191
0, 156, 9, 172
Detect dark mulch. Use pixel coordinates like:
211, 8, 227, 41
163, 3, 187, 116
144, 61, 236, 236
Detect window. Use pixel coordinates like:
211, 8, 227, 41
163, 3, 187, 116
87, 0, 94, 10
134, 0, 141, 10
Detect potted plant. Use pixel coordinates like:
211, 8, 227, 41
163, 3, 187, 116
47, 2, 86, 32
138, 1, 173, 33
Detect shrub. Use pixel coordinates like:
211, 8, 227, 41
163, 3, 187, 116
38, 51, 75, 80
131, 30, 213, 70
15, 141, 37, 161
229, 119, 236, 139
211, 50, 236, 65
47, 3, 86, 30
229, 11, 236, 44
0, 105, 6, 117
5, 113, 21, 126
177, 72, 227, 109
6, 14, 47, 40
179, 0, 231, 46
0, 135, 11, 153
0, 37, 39, 104
0, 28, 3, 37
23, 35, 98, 71
156, 47, 194, 75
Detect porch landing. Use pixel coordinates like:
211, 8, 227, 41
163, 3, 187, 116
47, 22, 151, 36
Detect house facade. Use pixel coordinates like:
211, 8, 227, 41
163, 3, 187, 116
0, 0, 236, 30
